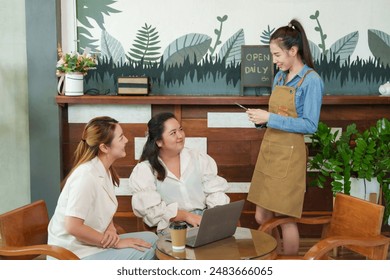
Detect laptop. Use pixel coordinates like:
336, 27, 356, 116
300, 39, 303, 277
166, 200, 245, 248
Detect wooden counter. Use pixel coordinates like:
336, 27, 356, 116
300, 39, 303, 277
56, 94, 390, 105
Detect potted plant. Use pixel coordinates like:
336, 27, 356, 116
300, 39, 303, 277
56, 46, 97, 96
308, 118, 390, 224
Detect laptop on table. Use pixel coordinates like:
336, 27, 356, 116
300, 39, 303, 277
166, 200, 245, 248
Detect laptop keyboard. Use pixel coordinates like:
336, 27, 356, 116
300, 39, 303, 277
185, 227, 199, 246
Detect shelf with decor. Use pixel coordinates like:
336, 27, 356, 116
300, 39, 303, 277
56, 94, 390, 106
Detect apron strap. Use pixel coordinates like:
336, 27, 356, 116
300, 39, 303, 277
296, 69, 315, 89
277, 69, 315, 88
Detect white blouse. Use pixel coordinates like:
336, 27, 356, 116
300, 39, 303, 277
129, 147, 230, 231
48, 157, 118, 258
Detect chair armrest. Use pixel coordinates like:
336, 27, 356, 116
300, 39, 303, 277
259, 215, 332, 234
303, 235, 390, 260
0, 245, 80, 260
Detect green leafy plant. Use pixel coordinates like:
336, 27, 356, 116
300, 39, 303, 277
56, 47, 97, 75
308, 119, 390, 224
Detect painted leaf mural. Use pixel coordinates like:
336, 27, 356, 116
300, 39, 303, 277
76, 2, 390, 96
368, 29, 390, 67
100, 30, 127, 65
76, 0, 120, 52
217, 29, 245, 66
128, 23, 162, 64
329, 31, 359, 65
260, 25, 275, 45
309, 40, 321, 62
209, 15, 228, 56
310, 10, 327, 55
163, 33, 212, 68
77, 0, 120, 29
77, 26, 99, 53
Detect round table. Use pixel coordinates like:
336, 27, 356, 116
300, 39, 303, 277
156, 227, 277, 260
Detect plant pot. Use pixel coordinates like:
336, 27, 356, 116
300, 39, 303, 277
342, 177, 381, 203
65, 73, 84, 96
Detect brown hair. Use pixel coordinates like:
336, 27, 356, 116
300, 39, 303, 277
270, 19, 315, 69
62, 116, 120, 187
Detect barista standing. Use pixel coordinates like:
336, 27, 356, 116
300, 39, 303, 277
246, 19, 324, 255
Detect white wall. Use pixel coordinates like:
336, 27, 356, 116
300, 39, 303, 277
0, 0, 30, 213
62, 0, 390, 60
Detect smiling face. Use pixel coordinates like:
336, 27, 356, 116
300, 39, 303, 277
156, 118, 185, 155
270, 40, 298, 72
104, 124, 128, 160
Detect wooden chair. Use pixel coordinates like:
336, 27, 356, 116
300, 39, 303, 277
0, 200, 79, 260
114, 195, 154, 233
259, 193, 390, 260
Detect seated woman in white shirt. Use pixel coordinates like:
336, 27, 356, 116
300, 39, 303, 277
129, 112, 230, 233
48, 116, 157, 260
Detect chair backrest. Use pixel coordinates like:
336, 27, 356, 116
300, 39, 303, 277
326, 193, 386, 259
0, 200, 49, 259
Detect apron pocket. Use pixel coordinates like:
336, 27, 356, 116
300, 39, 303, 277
256, 140, 294, 179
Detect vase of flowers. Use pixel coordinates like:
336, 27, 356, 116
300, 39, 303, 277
56, 47, 97, 96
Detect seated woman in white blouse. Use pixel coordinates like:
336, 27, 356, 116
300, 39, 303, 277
48, 116, 157, 260
129, 112, 230, 232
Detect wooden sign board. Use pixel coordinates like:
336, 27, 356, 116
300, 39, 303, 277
240, 45, 273, 95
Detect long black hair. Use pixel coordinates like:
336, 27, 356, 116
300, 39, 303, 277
270, 19, 314, 69
139, 112, 176, 181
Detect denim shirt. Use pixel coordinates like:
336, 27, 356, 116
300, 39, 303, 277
267, 65, 324, 134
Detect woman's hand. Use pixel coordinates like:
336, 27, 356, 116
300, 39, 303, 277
185, 212, 202, 227
247, 108, 270, 124
174, 210, 202, 227
115, 238, 152, 251
101, 227, 121, 248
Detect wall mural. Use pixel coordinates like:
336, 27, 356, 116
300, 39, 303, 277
75, 0, 390, 96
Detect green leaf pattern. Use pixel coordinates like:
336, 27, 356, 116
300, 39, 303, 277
76, 0, 120, 52
368, 29, 390, 67
217, 29, 245, 66
128, 23, 161, 64
309, 40, 321, 62
100, 30, 127, 65
163, 33, 212, 68
329, 31, 359, 65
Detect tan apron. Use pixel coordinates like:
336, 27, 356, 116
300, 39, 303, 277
247, 71, 313, 218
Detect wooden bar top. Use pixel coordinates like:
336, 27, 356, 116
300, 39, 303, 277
56, 94, 390, 106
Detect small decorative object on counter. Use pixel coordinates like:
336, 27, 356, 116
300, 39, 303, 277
56, 46, 97, 96
379, 81, 390, 96
117, 76, 150, 95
